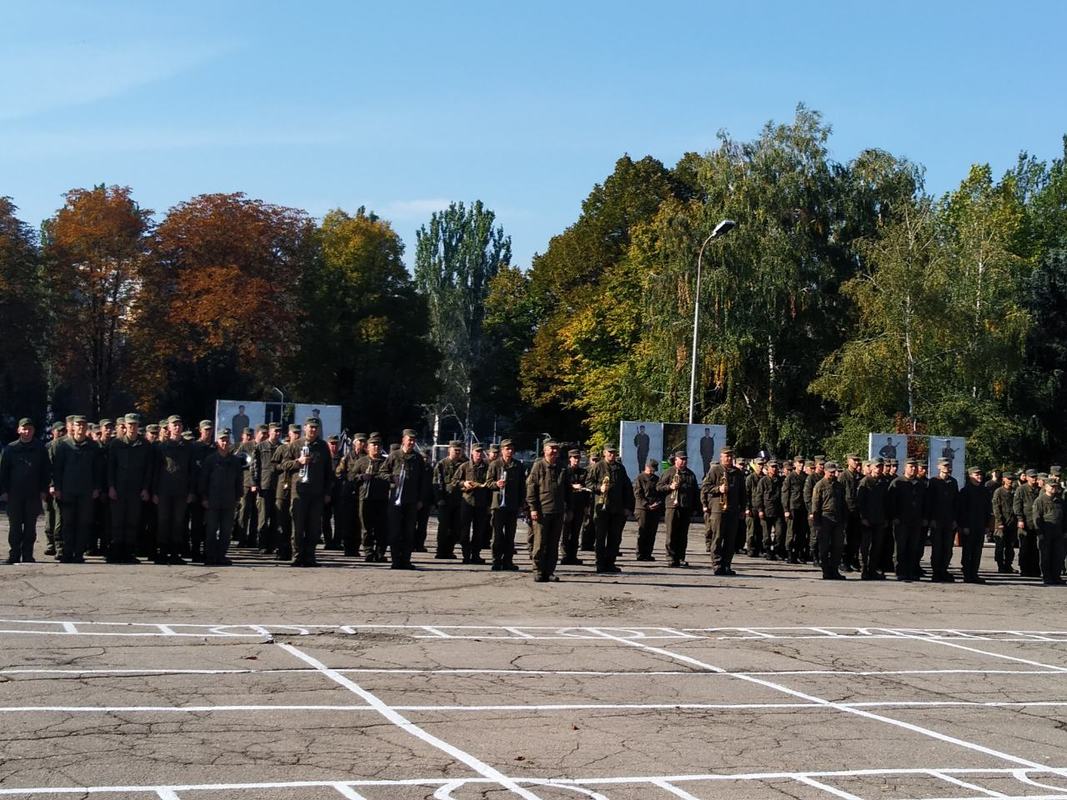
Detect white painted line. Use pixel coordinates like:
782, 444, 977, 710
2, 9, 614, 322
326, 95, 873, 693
156, 791, 181, 800
650, 779, 703, 799
432, 780, 466, 799
61, 621, 77, 634
587, 628, 1054, 771
885, 628, 1067, 673
1013, 769, 1067, 792
276, 642, 544, 800
332, 784, 368, 800
929, 769, 1008, 797
794, 775, 865, 800
0, 705, 378, 713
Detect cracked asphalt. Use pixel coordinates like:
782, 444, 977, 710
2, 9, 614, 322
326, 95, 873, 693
0, 517, 1065, 799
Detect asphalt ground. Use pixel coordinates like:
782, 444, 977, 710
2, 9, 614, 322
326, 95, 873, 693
0, 515, 1065, 800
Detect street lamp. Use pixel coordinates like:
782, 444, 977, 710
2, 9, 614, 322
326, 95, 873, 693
688, 219, 736, 425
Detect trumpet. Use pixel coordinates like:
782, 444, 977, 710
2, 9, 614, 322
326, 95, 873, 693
298, 444, 310, 484
719, 472, 729, 512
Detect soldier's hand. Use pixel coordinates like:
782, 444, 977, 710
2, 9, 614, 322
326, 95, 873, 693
49, 486, 57, 497
250, 486, 257, 493
140, 490, 149, 502
530, 510, 540, 522
1017, 520, 1025, 530
297, 455, 309, 465
108, 488, 118, 501
758, 511, 765, 519
784, 511, 791, 519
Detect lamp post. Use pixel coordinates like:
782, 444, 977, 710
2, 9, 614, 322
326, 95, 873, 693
688, 219, 736, 425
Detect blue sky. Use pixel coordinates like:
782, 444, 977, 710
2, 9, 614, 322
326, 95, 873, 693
3, 1, 1066, 268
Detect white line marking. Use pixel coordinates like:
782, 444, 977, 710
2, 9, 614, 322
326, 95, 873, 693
276, 642, 544, 800
156, 791, 181, 800
651, 779, 703, 799
60, 621, 77, 633
332, 784, 368, 799
587, 628, 1055, 771
432, 780, 466, 799
794, 775, 864, 800
886, 628, 1067, 673
930, 769, 1008, 797
1013, 769, 1067, 792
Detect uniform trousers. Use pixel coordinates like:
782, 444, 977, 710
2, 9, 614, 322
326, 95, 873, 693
156, 495, 187, 553
109, 495, 142, 552
255, 490, 277, 552
61, 495, 94, 559
205, 503, 236, 564
360, 498, 387, 557
859, 521, 886, 577
388, 502, 418, 568
290, 493, 324, 564
634, 507, 660, 558
928, 521, 956, 578
959, 528, 984, 580
6, 493, 41, 561
664, 507, 691, 563
561, 500, 588, 561
594, 507, 626, 570
491, 507, 518, 566
706, 511, 738, 571
817, 518, 844, 578
532, 513, 564, 578
1037, 532, 1066, 583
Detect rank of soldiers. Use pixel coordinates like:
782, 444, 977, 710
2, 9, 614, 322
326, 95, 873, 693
2, 418, 1065, 586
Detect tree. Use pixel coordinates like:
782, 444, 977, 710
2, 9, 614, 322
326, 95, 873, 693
0, 198, 47, 430
42, 185, 151, 417
414, 201, 511, 440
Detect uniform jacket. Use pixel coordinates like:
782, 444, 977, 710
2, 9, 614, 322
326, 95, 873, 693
925, 476, 959, 526
586, 459, 634, 513
433, 456, 467, 506
350, 454, 390, 502
453, 458, 491, 508
754, 473, 784, 517
992, 486, 1017, 529
53, 436, 104, 497
633, 471, 662, 512
658, 466, 699, 510
107, 435, 153, 497
781, 472, 806, 513
153, 438, 196, 498
384, 448, 424, 506
526, 457, 567, 516
956, 481, 992, 532
0, 438, 50, 497
811, 476, 846, 523
856, 475, 888, 525
1031, 492, 1063, 537
486, 457, 525, 511
281, 437, 335, 498
887, 477, 925, 525
701, 463, 745, 515
199, 449, 244, 507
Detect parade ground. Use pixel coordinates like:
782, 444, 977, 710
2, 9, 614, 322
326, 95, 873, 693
1, 518, 1065, 800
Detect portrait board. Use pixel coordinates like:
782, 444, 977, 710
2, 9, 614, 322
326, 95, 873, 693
214, 400, 266, 439
686, 424, 728, 479
619, 421, 664, 478
294, 403, 342, 438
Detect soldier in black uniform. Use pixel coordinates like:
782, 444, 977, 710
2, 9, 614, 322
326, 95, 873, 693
321, 434, 343, 549
782, 458, 807, 563
333, 432, 365, 557
1031, 477, 1066, 585
992, 472, 1018, 574
43, 421, 66, 558
53, 416, 104, 563
957, 466, 992, 584
199, 429, 244, 566
560, 449, 589, 565
580, 452, 600, 552
755, 459, 785, 560
701, 446, 744, 576
657, 450, 698, 567
414, 446, 435, 553
744, 459, 765, 557
253, 423, 283, 554
526, 439, 567, 582
235, 427, 259, 547
1014, 469, 1042, 577
587, 443, 633, 574
453, 444, 491, 564
856, 459, 888, 580
433, 440, 466, 560
106, 413, 152, 564
841, 454, 863, 571
281, 418, 334, 567
925, 458, 959, 582
271, 425, 300, 561
811, 461, 847, 580
632, 458, 662, 561
89, 418, 115, 557
384, 428, 424, 570
486, 438, 524, 571
188, 420, 215, 561
353, 434, 390, 560
1, 418, 50, 563
888, 459, 925, 581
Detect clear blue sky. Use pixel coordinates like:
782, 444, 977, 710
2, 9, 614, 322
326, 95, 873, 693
3, 1, 1066, 268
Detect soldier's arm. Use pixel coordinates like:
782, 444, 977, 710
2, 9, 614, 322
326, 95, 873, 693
525, 462, 542, 515
655, 470, 673, 494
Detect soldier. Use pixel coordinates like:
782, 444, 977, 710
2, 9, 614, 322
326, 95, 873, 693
957, 466, 992, 584
802, 459, 819, 562
561, 449, 590, 565
841, 454, 863, 572
925, 458, 959, 582
139, 423, 160, 558
856, 460, 888, 580
701, 446, 744, 576
342, 433, 368, 556
486, 438, 524, 571
811, 461, 847, 580
88, 418, 115, 557
733, 457, 749, 552
152, 415, 195, 565
52, 416, 103, 563
992, 471, 1018, 574
414, 445, 435, 553
272, 424, 300, 562
187, 420, 215, 561
658, 450, 699, 568
755, 459, 785, 560
1014, 469, 1042, 578
744, 458, 765, 557
354, 434, 390, 560
526, 439, 567, 582
587, 443, 633, 574
0, 418, 50, 563
453, 444, 491, 564
384, 428, 424, 570
106, 413, 152, 564
281, 417, 334, 567
633, 458, 663, 562
233, 427, 259, 547
887, 459, 925, 581
43, 421, 66, 558
782, 458, 807, 563
321, 434, 343, 550
253, 423, 283, 554
198, 429, 243, 566
433, 441, 466, 560
580, 452, 600, 552
1031, 477, 1066, 585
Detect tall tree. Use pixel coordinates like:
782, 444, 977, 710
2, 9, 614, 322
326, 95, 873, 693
42, 185, 151, 417
414, 200, 511, 440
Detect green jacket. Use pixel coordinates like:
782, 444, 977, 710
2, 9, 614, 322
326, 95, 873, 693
108, 435, 153, 497
199, 450, 244, 507
0, 438, 50, 497
53, 436, 103, 497
154, 439, 196, 497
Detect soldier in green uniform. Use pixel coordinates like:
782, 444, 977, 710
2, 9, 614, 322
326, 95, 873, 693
199, 429, 244, 566
52, 416, 103, 563
560, 449, 589, 566
332, 432, 364, 557
841, 454, 863, 572
632, 458, 662, 562
152, 415, 195, 565
1031, 477, 1065, 585
526, 439, 567, 582
253, 423, 283, 554
744, 459, 765, 557
187, 420, 214, 561
88, 418, 115, 557
281, 417, 334, 567
486, 438, 524, 571
992, 472, 1018, 574
384, 428, 424, 570
925, 458, 959, 582
234, 427, 259, 547
658, 450, 699, 567
433, 440, 466, 560
353, 434, 390, 560
587, 443, 633, 574
580, 452, 600, 552
701, 446, 744, 576
887, 459, 925, 581
811, 461, 847, 580
272, 424, 300, 562
755, 459, 785, 560
452, 444, 491, 564
43, 421, 66, 558
415, 447, 435, 553
856, 459, 888, 580
957, 466, 992, 584
139, 423, 160, 558
1, 418, 50, 563
1014, 469, 1042, 577
106, 413, 152, 564
782, 458, 807, 563
321, 434, 343, 550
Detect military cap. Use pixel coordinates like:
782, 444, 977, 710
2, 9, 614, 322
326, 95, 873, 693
755, 457, 767, 465
327, 434, 339, 443
814, 455, 826, 463
268, 422, 282, 430
50, 421, 66, 433
124, 413, 142, 425
401, 428, 417, 438
793, 455, 805, 462
146, 424, 160, 433
1026, 468, 1038, 478
646, 457, 659, 467
888, 458, 898, 466
368, 434, 383, 444
862, 459, 875, 468
968, 465, 983, 475
604, 442, 618, 452
674, 450, 688, 459
303, 417, 319, 428
544, 438, 560, 447
824, 461, 840, 471
937, 458, 950, 466
17, 417, 34, 428
256, 424, 268, 433
472, 444, 484, 452
448, 439, 464, 448
1038, 472, 1049, 481
167, 415, 183, 425
783, 460, 795, 469
1051, 465, 1063, 475
242, 427, 254, 436
89, 423, 100, 433
70, 415, 86, 424
720, 446, 734, 455
65, 415, 75, 424
499, 438, 514, 448
389, 443, 400, 452
905, 458, 919, 466
199, 419, 213, 430
804, 460, 815, 468
158, 419, 168, 428
736, 457, 748, 466
846, 453, 861, 461
1004, 472, 1017, 480
488, 443, 500, 452
353, 432, 368, 441
568, 448, 581, 458
766, 459, 779, 468
217, 428, 231, 438
1047, 476, 1061, 487
99, 418, 114, 427
288, 424, 301, 433
181, 431, 195, 441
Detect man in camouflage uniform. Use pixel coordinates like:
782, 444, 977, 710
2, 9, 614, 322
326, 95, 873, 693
486, 438, 524, 571
43, 421, 66, 558
1, 418, 50, 563
384, 428, 424, 570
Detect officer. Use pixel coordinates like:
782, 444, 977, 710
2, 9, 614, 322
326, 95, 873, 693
234, 427, 259, 547
856, 459, 888, 580
414, 445, 435, 553
52, 416, 103, 563
744, 458, 765, 557
633, 457, 662, 562
887, 459, 925, 581
925, 458, 959, 582
957, 466, 992, 584
384, 428, 424, 570
526, 438, 567, 582
339, 433, 368, 556
140, 423, 160, 558
281, 417, 334, 567
587, 443, 633, 574
560, 449, 589, 566
188, 420, 215, 561
90, 418, 115, 557
841, 454, 863, 572
580, 452, 600, 552
811, 461, 847, 580
106, 413, 152, 564
321, 434, 343, 550
433, 440, 466, 560
0, 418, 50, 563
197, 428, 243, 566
486, 438, 524, 571
755, 459, 785, 560
702, 447, 743, 576
152, 415, 195, 565
452, 444, 491, 564
658, 450, 699, 567
992, 472, 1018, 574
1031, 477, 1065, 585
43, 421, 66, 558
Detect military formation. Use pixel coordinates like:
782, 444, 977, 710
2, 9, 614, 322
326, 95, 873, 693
2, 416, 1066, 586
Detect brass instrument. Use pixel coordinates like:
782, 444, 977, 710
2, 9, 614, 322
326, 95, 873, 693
298, 444, 310, 484
719, 468, 729, 512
